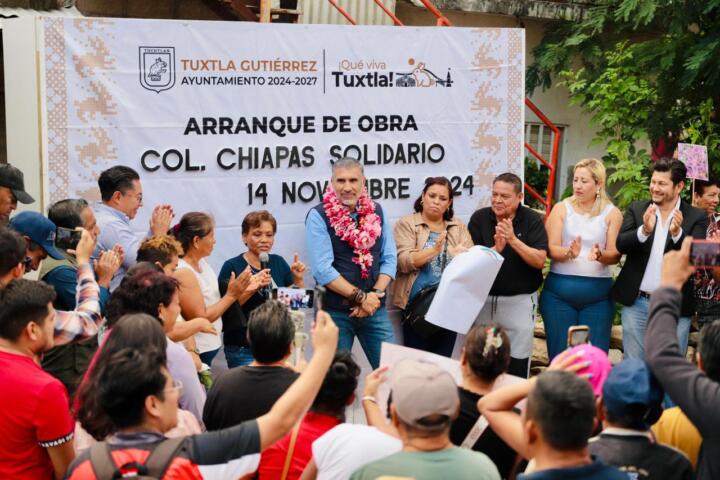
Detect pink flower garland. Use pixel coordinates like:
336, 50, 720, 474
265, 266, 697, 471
323, 185, 382, 279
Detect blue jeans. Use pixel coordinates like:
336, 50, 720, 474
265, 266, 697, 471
539, 273, 615, 360
621, 296, 690, 360
199, 348, 220, 367
224, 344, 254, 368
328, 307, 396, 369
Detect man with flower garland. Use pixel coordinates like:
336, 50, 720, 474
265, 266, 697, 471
305, 158, 397, 368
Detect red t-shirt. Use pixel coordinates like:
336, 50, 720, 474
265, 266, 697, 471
257, 412, 341, 480
0, 350, 74, 479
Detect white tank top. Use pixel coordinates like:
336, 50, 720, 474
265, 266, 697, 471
550, 201, 613, 278
177, 258, 222, 353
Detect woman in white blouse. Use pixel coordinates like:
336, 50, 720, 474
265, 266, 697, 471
540, 159, 622, 360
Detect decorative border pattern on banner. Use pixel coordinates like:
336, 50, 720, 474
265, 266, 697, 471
45, 18, 69, 203
45, 18, 119, 204
507, 30, 523, 175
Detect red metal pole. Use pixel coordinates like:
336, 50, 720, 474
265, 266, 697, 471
327, 0, 357, 25
525, 98, 561, 213
373, 0, 404, 25
416, 0, 454, 26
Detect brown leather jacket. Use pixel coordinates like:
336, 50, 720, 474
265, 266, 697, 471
392, 212, 473, 309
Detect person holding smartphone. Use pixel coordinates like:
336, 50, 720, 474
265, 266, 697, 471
219, 210, 306, 368
39, 198, 123, 396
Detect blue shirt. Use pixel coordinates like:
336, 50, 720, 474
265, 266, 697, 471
305, 208, 397, 286
93, 203, 143, 290
43, 265, 110, 313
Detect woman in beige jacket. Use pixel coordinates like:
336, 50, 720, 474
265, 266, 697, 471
393, 176, 474, 356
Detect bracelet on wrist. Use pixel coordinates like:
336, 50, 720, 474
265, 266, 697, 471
348, 288, 366, 306
361, 395, 378, 404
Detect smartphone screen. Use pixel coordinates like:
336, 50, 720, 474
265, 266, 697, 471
55, 227, 81, 251
691, 240, 720, 268
272, 287, 314, 310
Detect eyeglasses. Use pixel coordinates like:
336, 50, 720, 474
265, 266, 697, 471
163, 379, 183, 396
124, 191, 143, 203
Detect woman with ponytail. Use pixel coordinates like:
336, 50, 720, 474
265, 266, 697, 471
257, 351, 360, 480
540, 159, 622, 360
451, 325, 518, 479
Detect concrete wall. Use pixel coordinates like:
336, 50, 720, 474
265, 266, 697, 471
1, 16, 43, 213
396, 2, 608, 196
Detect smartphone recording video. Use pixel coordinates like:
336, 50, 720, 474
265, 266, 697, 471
272, 287, 314, 310
691, 240, 720, 268
567, 325, 590, 348
55, 227, 82, 251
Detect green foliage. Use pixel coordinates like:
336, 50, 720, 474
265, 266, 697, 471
528, 0, 720, 206
524, 157, 549, 210
559, 43, 653, 209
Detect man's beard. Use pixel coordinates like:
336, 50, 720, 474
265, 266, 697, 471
340, 197, 357, 209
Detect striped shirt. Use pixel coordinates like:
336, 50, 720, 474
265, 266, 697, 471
53, 263, 102, 346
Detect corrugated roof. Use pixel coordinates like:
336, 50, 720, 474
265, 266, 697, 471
300, 0, 396, 26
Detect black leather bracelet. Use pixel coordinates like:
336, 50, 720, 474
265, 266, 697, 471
348, 288, 366, 306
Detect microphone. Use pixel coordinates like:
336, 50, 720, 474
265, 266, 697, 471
259, 252, 270, 271
259, 252, 270, 299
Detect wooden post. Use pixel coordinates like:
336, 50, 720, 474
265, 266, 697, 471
260, 0, 272, 22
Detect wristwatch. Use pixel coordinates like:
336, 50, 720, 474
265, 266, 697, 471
371, 288, 385, 295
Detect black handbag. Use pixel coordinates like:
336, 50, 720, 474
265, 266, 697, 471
401, 231, 449, 339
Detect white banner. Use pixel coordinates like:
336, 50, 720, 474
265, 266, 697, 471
41, 18, 524, 269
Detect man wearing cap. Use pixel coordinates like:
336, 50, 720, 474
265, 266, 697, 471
589, 359, 693, 480
9, 211, 65, 271
0, 163, 34, 225
351, 359, 500, 480
0, 225, 103, 347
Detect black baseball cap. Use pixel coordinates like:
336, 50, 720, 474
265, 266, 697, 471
0, 164, 35, 204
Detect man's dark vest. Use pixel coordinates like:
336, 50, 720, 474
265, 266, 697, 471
312, 202, 386, 312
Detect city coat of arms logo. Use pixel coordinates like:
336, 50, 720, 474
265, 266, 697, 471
139, 47, 175, 93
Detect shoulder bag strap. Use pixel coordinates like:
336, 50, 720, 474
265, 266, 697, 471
439, 224, 452, 272
460, 415, 491, 449
144, 437, 187, 478
280, 422, 302, 480
89, 442, 120, 479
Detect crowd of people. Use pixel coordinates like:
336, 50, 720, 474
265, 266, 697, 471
0, 154, 719, 479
